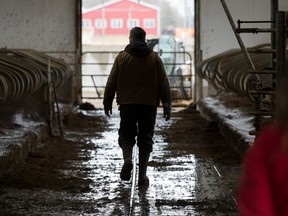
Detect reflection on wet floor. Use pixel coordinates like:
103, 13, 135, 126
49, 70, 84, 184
78, 108, 240, 215
0, 108, 241, 216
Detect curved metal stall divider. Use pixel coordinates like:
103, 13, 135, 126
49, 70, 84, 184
0, 49, 72, 105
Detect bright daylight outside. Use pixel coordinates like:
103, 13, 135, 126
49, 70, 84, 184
81, 0, 195, 106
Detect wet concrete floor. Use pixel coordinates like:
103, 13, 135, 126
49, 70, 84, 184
0, 107, 241, 215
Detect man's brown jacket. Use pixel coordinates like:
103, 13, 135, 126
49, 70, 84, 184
103, 42, 171, 109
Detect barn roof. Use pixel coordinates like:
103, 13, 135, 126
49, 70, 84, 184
82, 0, 160, 14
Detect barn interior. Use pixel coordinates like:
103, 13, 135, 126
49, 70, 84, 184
0, 0, 287, 215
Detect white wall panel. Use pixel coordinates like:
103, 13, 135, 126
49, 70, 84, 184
200, 0, 271, 59
279, 0, 288, 11
0, 0, 77, 52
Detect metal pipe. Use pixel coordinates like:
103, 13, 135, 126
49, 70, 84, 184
271, 0, 279, 28
270, 0, 279, 121
271, 0, 278, 72
219, 0, 259, 81
51, 73, 64, 137
249, 49, 276, 53
128, 145, 137, 216
91, 75, 101, 98
194, 0, 202, 101
276, 12, 286, 80
248, 69, 276, 74
47, 58, 53, 134
238, 20, 275, 24
236, 28, 276, 34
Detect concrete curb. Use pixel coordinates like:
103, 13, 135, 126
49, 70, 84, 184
0, 124, 49, 177
198, 97, 254, 157
0, 104, 74, 177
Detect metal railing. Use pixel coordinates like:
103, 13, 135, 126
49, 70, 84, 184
81, 51, 194, 101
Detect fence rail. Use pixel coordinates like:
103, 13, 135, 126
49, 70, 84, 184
81, 51, 194, 101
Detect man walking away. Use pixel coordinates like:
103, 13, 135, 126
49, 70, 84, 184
103, 27, 171, 187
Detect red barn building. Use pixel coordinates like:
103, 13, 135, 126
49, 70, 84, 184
82, 0, 160, 37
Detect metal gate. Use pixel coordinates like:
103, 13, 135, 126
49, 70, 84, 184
81, 51, 194, 101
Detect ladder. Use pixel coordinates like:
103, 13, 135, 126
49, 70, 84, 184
220, 0, 288, 133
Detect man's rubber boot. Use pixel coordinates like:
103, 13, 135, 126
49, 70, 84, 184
138, 149, 150, 187
120, 144, 133, 181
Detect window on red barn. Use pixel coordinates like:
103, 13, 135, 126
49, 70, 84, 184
143, 19, 155, 29
95, 19, 107, 29
127, 19, 139, 28
111, 19, 123, 29
82, 19, 92, 28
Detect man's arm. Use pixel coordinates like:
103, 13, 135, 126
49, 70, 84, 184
156, 54, 172, 121
103, 55, 120, 117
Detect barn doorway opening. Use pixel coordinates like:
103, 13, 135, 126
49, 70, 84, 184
81, 0, 195, 107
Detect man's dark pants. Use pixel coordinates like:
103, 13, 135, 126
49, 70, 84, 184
118, 104, 157, 152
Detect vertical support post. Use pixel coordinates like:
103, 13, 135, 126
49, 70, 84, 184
47, 57, 64, 137
51, 75, 64, 137
194, 0, 203, 102
271, 0, 278, 114
76, 0, 82, 105
276, 11, 286, 80
271, 0, 278, 54
47, 58, 54, 135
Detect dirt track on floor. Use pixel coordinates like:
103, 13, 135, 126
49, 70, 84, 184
0, 107, 242, 215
